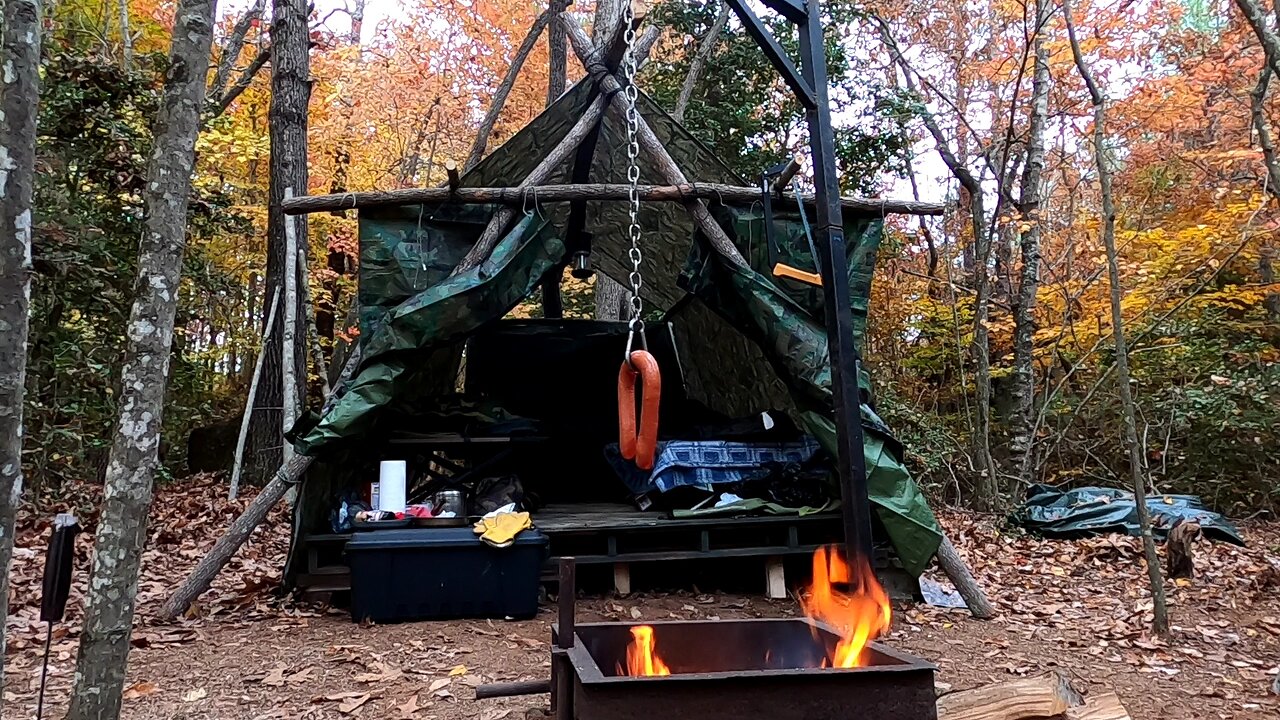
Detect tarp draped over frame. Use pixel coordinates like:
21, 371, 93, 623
290, 76, 943, 577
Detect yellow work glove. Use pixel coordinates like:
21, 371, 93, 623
472, 511, 532, 548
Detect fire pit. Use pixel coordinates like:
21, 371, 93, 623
557, 618, 937, 720
478, 551, 938, 720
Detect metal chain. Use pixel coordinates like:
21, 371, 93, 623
622, 1, 644, 339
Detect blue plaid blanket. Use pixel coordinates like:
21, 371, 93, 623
605, 437, 821, 494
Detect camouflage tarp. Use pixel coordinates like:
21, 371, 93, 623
293, 213, 563, 455
289, 77, 943, 577
678, 206, 942, 575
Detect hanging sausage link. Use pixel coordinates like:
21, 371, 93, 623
618, 350, 661, 470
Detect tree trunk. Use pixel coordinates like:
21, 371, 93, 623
298, 244, 330, 397
873, 15, 998, 506
349, 0, 366, 45
247, 0, 310, 486
65, 1, 217, 716
1010, 0, 1051, 490
673, 1, 729, 123
118, 0, 133, 70
1236, 0, 1280, 79
547, 0, 567, 103
595, 274, 628, 320
210, 0, 264, 100
0, 0, 42, 697
1063, 0, 1168, 636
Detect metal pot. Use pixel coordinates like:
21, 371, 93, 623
434, 489, 466, 518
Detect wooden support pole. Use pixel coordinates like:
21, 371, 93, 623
453, 94, 610, 274
229, 288, 280, 501
935, 534, 996, 619
281, 183, 945, 217
772, 157, 802, 195
445, 159, 460, 191
463, 8, 555, 172
160, 344, 364, 620
562, 15, 750, 268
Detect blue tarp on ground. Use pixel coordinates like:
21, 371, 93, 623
1011, 484, 1245, 545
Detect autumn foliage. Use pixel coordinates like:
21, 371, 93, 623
19, 0, 1280, 515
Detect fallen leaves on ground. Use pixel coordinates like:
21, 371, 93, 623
122, 681, 159, 700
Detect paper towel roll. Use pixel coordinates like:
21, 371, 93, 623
378, 460, 407, 513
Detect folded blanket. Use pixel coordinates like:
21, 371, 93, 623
605, 437, 821, 495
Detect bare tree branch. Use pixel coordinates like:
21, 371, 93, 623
673, 1, 729, 123
211, 0, 266, 100
209, 45, 271, 120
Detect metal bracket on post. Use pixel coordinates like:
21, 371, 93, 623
726, 0, 874, 564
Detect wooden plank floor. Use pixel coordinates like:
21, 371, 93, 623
532, 502, 841, 534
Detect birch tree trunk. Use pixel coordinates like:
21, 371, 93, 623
118, 0, 133, 70
282, 191, 299, 467
1063, 0, 1169, 636
0, 0, 42, 697
247, 0, 310, 485
66, 0, 218, 716
1010, 0, 1052, 489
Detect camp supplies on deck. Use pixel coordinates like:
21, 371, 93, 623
473, 503, 533, 548
346, 527, 547, 623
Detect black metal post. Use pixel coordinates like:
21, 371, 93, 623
797, 2, 874, 565
726, 0, 874, 564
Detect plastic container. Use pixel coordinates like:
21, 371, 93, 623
345, 527, 547, 623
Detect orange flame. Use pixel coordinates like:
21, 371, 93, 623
800, 545, 892, 668
624, 625, 671, 676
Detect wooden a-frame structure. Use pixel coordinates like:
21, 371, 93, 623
161, 0, 992, 621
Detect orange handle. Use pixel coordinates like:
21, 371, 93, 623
618, 350, 661, 470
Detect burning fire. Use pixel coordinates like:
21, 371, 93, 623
624, 625, 671, 676
800, 545, 892, 668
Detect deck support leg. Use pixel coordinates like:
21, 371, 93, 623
765, 556, 787, 599
613, 562, 631, 597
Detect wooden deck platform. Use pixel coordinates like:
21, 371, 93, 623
298, 503, 915, 601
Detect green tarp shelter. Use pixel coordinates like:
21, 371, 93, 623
290, 78, 943, 576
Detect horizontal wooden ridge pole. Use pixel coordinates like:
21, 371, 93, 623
281, 183, 945, 217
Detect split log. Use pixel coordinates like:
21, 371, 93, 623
936, 672, 1083, 720
1064, 692, 1131, 720
935, 534, 996, 619
561, 15, 749, 269
463, 7, 555, 172
281, 183, 945, 216
159, 344, 364, 621
445, 159, 460, 191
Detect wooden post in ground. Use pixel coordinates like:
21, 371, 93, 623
229, 288, 281, 500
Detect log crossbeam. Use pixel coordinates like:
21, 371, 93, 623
281, 182, 945, 217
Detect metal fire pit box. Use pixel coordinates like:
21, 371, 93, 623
560, 618, 937, 720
